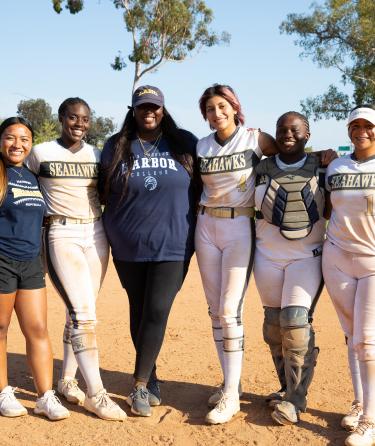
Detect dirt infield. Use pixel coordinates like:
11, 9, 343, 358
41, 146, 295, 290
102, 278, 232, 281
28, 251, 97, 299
4, 256, 351, 446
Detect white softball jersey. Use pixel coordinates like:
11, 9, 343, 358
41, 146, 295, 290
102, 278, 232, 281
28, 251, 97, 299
197, 126, 263, 208
326, 154, 375, 256
26, 140, 102, 219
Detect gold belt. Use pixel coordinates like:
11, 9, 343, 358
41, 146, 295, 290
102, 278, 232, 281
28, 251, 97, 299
44, 216, 100, 225
199, 206, 255, 219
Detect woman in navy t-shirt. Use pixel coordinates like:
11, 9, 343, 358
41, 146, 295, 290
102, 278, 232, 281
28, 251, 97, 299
0, 117, 69, 420
100, 85, 200, 417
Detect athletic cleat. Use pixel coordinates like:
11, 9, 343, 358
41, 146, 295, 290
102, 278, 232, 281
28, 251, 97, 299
126, 385, 151, 417
345, 417, 375, 446
271, 400, 299, 425
342, 401, 364, 432
147, 379, 161, 406
84, 389, 127, 421
34, 390, 70, 421
0, 386, 27, 417
57, 378, 85, 405
208, 382, 243, 408
266, 387, 286, 408
205, 392, 240, 425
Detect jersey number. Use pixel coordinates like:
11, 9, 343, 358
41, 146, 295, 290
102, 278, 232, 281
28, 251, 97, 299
364, 194, 375, 216
237, 174, 247, 192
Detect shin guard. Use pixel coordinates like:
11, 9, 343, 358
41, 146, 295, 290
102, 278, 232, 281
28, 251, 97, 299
263, 307, 286, 391
280, 306, 318, 412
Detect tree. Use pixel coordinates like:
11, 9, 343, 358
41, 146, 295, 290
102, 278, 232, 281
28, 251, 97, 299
52, 0, 230, 90
280, 0, 375, 121
87, 115, 116, 148
17, 99, 57, 134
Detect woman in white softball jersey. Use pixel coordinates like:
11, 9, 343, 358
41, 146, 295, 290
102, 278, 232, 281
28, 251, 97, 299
322, 104, 375, 446
26, 98, 126, 421
254, 111, 327, 426
195, 84, 279, 424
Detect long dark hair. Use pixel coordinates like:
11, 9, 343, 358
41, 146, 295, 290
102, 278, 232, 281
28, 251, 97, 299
0, 117, 34, 205
102, 107, 198, 203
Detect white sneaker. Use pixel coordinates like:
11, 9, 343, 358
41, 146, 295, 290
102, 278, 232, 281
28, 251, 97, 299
57, 378, 85, 405
342, 401, 364, 432
345, 417, 375, 446
208, 382, 243, 408
0, 386, 27, 417
34, 390, 70, 421
205, 392, 240, 424
84, 389, 127, 421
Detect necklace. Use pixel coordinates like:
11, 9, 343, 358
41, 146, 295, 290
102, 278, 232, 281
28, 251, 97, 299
137, 133, 163, 158
10, 167, 23, 178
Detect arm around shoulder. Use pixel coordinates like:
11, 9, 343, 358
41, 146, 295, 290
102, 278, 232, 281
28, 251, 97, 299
258, 131, 278, 157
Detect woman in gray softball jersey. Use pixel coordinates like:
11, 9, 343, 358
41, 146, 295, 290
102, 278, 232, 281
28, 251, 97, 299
254, 111, 326, 426
322, 105, 375, 446
26, 97, 126, 421
195, 84, 279, 425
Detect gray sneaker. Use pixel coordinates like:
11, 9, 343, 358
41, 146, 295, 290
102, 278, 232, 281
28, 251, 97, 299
271, 400, 299, 425
147, 379, 161, 407
266, 386, 287, 408
126, 386, 151, 417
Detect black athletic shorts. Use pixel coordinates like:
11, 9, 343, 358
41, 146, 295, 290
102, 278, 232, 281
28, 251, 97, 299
0, 253, 45, 294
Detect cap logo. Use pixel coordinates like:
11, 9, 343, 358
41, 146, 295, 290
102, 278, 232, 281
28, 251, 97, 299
137, 88, 159, 98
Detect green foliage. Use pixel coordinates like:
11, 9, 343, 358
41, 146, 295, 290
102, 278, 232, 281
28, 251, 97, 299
280, 0, 375, 120
52, 0, 230, 90
34, 120, 60, 145
86, 115, 116, 148
17, 98, 58, 136
52, 0, 83, 14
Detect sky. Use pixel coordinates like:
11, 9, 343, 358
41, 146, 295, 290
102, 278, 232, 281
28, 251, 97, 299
1, 0, 353, 149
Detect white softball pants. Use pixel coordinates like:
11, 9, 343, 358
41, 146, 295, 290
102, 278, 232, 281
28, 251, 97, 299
195, 213, 254, 397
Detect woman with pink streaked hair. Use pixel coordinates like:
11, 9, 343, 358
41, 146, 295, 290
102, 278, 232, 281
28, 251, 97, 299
195, 84, 278, 424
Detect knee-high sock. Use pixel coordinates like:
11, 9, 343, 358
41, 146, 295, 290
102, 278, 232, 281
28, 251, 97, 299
71, 327, 103, 396
223, 324, 243, 396
212, 322, 225, 378
348, 337, 363, 403
61, 323, 78, 379
359, 360, 375, 419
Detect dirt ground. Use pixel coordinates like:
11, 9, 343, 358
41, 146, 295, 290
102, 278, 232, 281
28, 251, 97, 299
3, 256, 352, 446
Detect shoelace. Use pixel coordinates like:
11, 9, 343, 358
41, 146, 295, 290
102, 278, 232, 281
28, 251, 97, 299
64, 379, 79, 391
45, 391, 63, 407
355, 420, 375, 435
215, 392, 229, 413
349, 402, 363, 417
133, 387, 149, 402
0, 388, 17, 404
95, 390, 116, 408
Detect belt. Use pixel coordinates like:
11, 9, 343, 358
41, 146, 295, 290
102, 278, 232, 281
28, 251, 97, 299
44, 216, 100, 225
199, 206, 255, 219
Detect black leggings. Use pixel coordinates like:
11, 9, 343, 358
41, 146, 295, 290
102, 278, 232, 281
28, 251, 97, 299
114, 259, 190, 382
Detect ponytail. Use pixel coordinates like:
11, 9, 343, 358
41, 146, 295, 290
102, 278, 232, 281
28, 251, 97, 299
0, 154, 7, 206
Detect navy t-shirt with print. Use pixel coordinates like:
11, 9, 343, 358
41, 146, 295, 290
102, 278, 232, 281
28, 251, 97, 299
101, 132, 197, 262
0, 166, 46, 260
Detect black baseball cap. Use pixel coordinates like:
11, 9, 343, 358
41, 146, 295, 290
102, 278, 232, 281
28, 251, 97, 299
132, 85, 164, 108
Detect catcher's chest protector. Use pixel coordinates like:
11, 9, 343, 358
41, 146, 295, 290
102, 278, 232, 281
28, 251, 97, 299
256, 155, 325, 240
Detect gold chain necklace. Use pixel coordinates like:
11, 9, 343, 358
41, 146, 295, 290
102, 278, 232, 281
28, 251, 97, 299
137, 133, 163, 158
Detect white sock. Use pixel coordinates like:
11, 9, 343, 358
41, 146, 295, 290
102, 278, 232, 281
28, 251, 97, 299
359, 359, 375, 419
61, 323, 78, 379
222, 324, 243, 397
71, 327, 103, 396
212, 324, 225, 377
348, 337, 363, 403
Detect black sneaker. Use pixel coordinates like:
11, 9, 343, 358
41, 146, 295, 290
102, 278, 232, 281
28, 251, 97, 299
126, 386, 151, 417
147, 379, 161, 406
